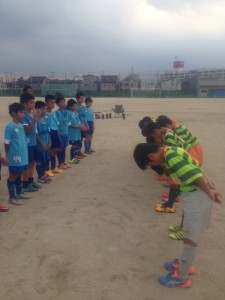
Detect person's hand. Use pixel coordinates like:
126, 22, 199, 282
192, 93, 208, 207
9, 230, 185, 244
210, 189, 222, 204
207, 178, 216, 189
0, 156, 8, 166
33, 109, 41, 120
41, 144, 47, 151
80, 125, 88, 132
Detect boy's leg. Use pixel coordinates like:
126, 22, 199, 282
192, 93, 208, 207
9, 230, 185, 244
160, 190, 212, 287
166, 187, 180, 208
15, 175, 31, 199
61, 148, 66, 164
57, 150, 63, 165
70, 146, 76, 160
178, 241, 197, 279
7, 173, 23, 205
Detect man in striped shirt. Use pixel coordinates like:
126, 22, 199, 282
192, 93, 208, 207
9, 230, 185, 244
133, 143, 222, 288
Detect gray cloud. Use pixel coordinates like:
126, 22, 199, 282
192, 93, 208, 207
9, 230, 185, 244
1, 0, 225, 77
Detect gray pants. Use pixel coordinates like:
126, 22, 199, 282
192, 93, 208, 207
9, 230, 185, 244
181, 190, 212, 243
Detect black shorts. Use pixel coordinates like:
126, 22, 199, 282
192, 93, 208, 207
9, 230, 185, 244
50, 130, 61, 149
28, 145, 38, 163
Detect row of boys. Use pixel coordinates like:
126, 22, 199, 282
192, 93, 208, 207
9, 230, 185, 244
0, 91, 94, 207
134, 115, 221, 288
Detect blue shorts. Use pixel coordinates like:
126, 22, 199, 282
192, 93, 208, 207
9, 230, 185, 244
86, 121, 94, 135
28, 145, 38, 163
36, 151, 50, 164
50, 130, 61, 149
69, 140, 81, 147
8, 165, 28, 174
60, 135, 69, 148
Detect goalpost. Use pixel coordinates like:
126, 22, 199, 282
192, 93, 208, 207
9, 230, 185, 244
130, 87, 161, 98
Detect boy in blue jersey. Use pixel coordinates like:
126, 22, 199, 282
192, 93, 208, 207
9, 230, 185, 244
55, 97, 71, 169
4, 103, 30, 205
66, 99, 86, 163
20, 93, 41, 192
76, 92, 88, 157
44, 95, 63, 176
84, 97, 95, 154
35, 101, 52, 183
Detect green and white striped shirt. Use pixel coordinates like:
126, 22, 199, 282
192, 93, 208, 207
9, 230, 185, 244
164, 146, 203, 192
174, 125, 199, 147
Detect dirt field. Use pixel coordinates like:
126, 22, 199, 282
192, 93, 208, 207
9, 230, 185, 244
0, 97, 225, 300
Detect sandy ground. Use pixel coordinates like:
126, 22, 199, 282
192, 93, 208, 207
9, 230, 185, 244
0, 97, 225, 300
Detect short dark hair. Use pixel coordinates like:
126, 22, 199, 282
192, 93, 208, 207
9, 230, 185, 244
66, 99, 77, 109
55, 96, 65, 104
156, 115, 172, 127
76, 91, 84, 99
138, 116, 154, 129
23, 85, 32, 93
85, 97, 93, 104
9, 103, 24, 117
20, 93, 35, 104
133, 143, 160, 170
141, 122, 161, 137
45, 95, 55, 102
35, 101, 47, 109
146, 136, 155, 144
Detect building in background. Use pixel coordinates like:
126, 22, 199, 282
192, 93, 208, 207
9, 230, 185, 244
120, 74, 141, 91
81, 75, 99, 91
100, 75, 119, 91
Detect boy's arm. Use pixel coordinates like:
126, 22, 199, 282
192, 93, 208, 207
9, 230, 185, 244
4, 144, 10, 155
0, 150, 8, 166
23, 110, 41, 133
194, 176, 222, 204
36, 134, 46, 151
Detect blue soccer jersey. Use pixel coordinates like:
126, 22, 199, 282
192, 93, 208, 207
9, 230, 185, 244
36, 118, 50, 151
21, 111, 37, 146
77, 104, 87, 125
68, 111, 81, 141
55, 109, 69, 135
45, 111, 59, 130
4, 122, 28, 167
85, 107, 94, 121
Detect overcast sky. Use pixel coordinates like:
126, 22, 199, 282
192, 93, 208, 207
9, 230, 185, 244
1, 0, 225, 77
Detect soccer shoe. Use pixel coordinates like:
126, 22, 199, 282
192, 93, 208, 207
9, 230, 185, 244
164, 259, 195, 275
38, 177, 50, 184
16, 194, 31, 200
169, 225, 183, 232
72, 158, 80, 164
8, 197, 23, 205
75, 155, 84, 159
30, 182, 41, 189
79, 152, 87, 157
68, 159, 76, 164
159, 271, 192, 288
62, 163, 71, 168
43, 175, 52, 182
84, 150, 92, 154
0, 203, 9, 212
22, 186, 38, 193
52, 168, 63, 174
169, 231, 184, 240
45, 170, 54, 177
155, 205, 175, 213
59, 164, 68, 169
90, 149, 95, 153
